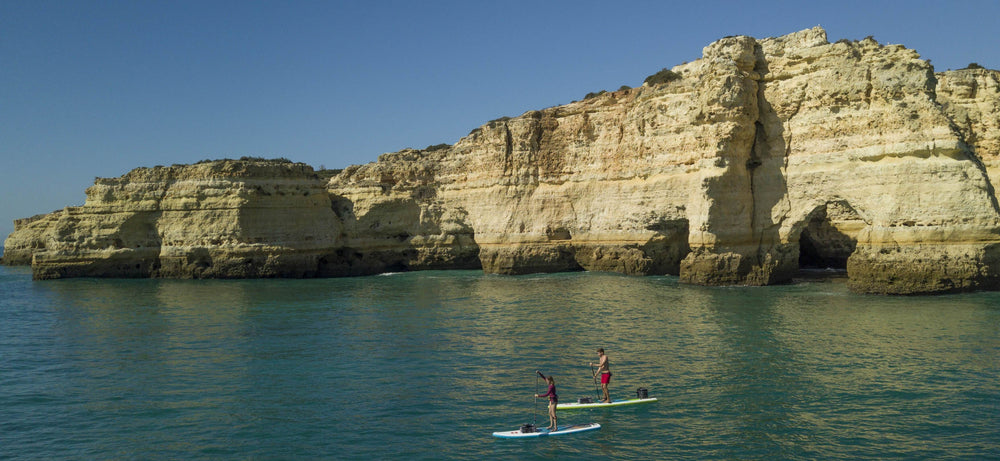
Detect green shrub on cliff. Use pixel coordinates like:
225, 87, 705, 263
194, 156, 293, 165
644, 68, 681, 86
239, 156, 292, 163
424, 143, 451, 152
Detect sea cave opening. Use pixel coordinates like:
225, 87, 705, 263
797, 202, 859, 271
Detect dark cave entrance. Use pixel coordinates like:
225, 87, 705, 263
797, 202, 859, 270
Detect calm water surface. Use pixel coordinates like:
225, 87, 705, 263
1, 265, 997, 460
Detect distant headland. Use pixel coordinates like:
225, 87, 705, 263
4, 27, 1000, 295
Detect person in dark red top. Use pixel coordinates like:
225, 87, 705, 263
534, 371, 558, 431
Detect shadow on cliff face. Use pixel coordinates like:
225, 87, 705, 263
320, 197, 421, 276
319, 195, 481, 277
640, 218, 691, 275
740, 48, 857, 285
717, 45, 797, 285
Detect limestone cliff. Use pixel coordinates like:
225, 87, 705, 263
328, 28, 1000, 294
4, 160, 343, 279
936, 67, 1000, 189
6, 27, 1000, 294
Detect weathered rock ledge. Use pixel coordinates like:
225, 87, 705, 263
5, 27, 1000, 294
4, 160, 345, 278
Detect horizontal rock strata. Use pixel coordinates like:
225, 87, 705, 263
5, 27, 1000, 294
5, 161, 344, 279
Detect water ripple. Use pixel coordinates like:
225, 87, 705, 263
1, 268, 997, 459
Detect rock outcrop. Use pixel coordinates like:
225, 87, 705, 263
4, 160, 343, 279
6, 27, 1000, 294
936, 67, 1000, 190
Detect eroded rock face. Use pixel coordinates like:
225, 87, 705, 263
6, 27, 1000, 294
752, 30, 1000, 294
6, 160, 343, 279
327, 27, 1000, 293
936, 67, 1000, 190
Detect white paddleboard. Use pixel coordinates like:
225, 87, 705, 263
557, 397, 658, 410
492, 422, 601, 438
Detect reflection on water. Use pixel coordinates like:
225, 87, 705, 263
1, 268, 997, 460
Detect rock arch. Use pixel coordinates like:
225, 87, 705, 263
794, 200, 863, 270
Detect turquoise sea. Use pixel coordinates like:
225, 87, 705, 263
1, 263, 997, 460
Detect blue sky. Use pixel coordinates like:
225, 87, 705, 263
2, 0, 999, 243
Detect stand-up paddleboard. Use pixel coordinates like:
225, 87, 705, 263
492, 422, 601, 438
558, 397, 657, 410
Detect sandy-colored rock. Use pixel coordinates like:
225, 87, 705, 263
326, 27, 1000, 294
6, 27, 1000, 294
936, 67, 1000, 188
8, 160, 343, 279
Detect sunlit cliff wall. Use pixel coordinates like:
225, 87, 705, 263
5, 27, 1000, 294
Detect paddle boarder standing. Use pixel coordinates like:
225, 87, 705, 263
534, 371, 558, 431
590, 348, 611, 403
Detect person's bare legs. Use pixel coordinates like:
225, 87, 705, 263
548, 402, 557, 430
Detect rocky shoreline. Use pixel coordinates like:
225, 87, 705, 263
5, 27, 1000, 295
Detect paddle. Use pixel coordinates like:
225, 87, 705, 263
589, 363, 601, 402
533, 371, 541, 429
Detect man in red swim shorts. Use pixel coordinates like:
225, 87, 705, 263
590, 348, 611, 403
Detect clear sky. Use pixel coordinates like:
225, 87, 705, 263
2, 0, 999, 243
